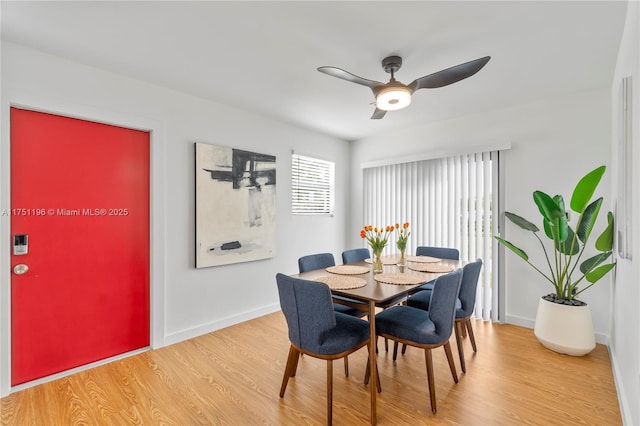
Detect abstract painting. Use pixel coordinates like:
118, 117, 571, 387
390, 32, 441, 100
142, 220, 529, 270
195, 142, 276, 268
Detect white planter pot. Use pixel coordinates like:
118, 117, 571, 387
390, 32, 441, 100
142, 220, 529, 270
533, 297, 596, 356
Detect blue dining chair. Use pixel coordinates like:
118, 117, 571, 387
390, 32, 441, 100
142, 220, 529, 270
452, 259, 483, 372
298, 252, 336, 273
416, 245, 460, 260
406, 259, 483, 373
298, 253, 367, 376
341, 248, 370, 264
298, 253, 368, 319
371, 268, 463, 414
410, 246, 461, 295
276, 273, 370, 425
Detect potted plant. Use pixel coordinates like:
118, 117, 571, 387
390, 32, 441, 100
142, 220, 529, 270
495, 165, 616, 355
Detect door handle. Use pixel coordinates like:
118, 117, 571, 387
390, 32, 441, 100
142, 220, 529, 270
13, 264, 29, 275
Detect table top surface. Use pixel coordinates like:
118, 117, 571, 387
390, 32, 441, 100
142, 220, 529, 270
293, 258, 465, 305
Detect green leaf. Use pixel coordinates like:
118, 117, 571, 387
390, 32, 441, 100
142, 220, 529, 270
494, 236, 529, 261
543, 219, 553, 240
556, 216, 568, 243
580, 252, 612, 274
534, 191, 564, 221
595, 211, 614, 251
570, 166, 605, 213
576, 198, 602, 243
556, 226, 579, 255
544, 216, 568, 243
505, 212, 539, 232
553, 195, 565, 213
585, 262, 616, 283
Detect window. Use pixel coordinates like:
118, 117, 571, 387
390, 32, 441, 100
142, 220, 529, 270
291, 153, 335, 216
363, 151, 500, 321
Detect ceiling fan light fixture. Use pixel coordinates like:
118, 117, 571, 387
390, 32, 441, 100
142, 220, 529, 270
376, 86, 412, 111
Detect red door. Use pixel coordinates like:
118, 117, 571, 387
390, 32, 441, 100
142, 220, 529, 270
10, 107, 150, 386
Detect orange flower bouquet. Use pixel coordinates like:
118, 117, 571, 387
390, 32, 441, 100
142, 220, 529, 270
360, 225, 394, 273
395, 222, 411, 266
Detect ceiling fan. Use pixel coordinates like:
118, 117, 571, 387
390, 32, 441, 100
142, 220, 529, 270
317, 55, 491, 119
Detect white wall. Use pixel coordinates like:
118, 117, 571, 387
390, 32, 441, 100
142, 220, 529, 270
610, 2, 640, 424
350, 88, 613, 340
0, 42, 350, 396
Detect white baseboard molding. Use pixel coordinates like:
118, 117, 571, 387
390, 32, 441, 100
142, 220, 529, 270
505, 314, 535, 329
163, 303, 281, 346
608, 345, 635, 425
505, 314, 608, 345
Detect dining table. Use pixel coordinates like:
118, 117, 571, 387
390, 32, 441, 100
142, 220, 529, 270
292, 254, 465, 425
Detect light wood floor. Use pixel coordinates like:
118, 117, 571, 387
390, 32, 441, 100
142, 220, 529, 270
1, 312, 621, 425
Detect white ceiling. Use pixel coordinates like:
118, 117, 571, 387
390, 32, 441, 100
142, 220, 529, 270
1, 1, 628, 141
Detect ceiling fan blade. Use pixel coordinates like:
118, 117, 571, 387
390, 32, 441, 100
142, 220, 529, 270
408, 56, 491, 92
371, 108, 387, 120
318, 66, 384, 89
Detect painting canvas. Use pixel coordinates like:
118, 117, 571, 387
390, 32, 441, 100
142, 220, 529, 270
195, 142, 276, 268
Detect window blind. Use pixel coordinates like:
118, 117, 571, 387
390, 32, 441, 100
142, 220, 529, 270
292, 153, 335, 215
363, 151, 498, 321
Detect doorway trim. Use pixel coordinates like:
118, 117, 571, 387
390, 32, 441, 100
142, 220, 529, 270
1, 97, 166, 397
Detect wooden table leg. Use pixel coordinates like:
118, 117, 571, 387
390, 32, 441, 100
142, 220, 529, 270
369, 300, 377, 425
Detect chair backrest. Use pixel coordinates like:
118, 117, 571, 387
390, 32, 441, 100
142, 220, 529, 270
428, 268, 463, 341
416, 246, 460, 260
341, 248, 370, 264
276, 273, 336, 352
298, 253, 335, 273
457, 259, 483, 318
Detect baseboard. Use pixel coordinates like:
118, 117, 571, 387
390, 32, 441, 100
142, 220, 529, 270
608, 344, 635, 425
163, 303, 281, 346
505, 314, 608, 345
505, 314, 534, 329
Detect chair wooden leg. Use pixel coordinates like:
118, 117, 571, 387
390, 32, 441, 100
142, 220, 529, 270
466, 319, 477, 352
291, 349, 301, 378
364, 353, 382, 393
392, 341, 399, 361
280, 345, 300, 397
455, 321, 466, 374
364, 357, 370, 385
385, 337, 389, 352
424, 348, 437, 414
375, 358, 381, 393
460, 322, 468, 338
327, 360, 333, 426
401, 343, 407, 355
443, 342, 459, 383
344, 355, 349, 377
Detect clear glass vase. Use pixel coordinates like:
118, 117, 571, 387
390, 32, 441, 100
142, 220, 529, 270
397, 248, 406, 266
372, 248, 383, 274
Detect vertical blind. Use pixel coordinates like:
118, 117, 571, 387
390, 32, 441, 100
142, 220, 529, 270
292, 153, 335, 215
363, 151, 498, 321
